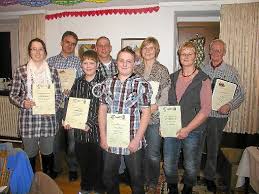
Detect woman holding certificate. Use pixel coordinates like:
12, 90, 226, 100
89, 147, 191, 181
164, 41, 212, 194
9, 38, 63, 175
63, 50, 105, 194
134, 37, 170, 193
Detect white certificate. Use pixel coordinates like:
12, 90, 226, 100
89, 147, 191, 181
32, 84, 55, 115
149, 81, 159, 104
212, 79, 237, 111
159, 106, 182, 137
64, 97, 90, 130
107, 113, 130, 148
57, 68, 76, 91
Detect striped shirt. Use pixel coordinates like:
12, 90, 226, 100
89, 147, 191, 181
98, 59, 118, 78
9, 64, 63, 138
47, 53, 83, 78
67, 71, 105, 143
100, 73, 152, 155
201, 61, 245, 118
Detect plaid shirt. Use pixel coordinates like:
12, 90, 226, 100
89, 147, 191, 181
100, 73, 152, 155
47, 53, 83, 78
66, 71, 106, 143
9, 64, 63, 138
201, 61, 245, 118
98, 58, 118, 78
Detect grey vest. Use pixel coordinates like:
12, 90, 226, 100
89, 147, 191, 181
168, 70, 209, 131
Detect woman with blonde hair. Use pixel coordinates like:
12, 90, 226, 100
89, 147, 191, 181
164, 41, 212, 194
135, 37, 170, 194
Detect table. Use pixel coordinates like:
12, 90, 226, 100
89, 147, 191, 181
236, 146, 259, 193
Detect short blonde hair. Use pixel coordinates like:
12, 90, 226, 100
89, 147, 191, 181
140, 37, 160, 58
177, 41, 197, 56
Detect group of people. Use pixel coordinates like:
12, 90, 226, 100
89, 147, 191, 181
9, 30, 245, 194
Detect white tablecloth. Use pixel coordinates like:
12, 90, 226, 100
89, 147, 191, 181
236, 146, 259, 193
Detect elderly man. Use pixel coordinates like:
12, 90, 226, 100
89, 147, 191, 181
201, 39, 245, 192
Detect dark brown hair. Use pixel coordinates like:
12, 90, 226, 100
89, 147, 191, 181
81, 50, 98, 63
27, 38, 47, 57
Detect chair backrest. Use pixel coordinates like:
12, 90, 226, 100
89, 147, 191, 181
29, 172, 63, 194
0, 150, 10, 187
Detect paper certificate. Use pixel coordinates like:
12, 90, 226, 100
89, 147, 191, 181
57, 68, 76, 91
212, 79, 237, 111
159, 106, 182, 137
149, 81, 159, 104
32, 84, 55, 115
107, 113, 130, 148
65, 97, 90, 130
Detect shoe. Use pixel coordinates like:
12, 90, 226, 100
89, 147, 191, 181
119, 172, 130, 185
182, 184, 192, 194
205, 179, 216, 193
50, 170, 58, 179
167, 183, 179, 194
69, 171, 78, 182
79, 190, 91, 194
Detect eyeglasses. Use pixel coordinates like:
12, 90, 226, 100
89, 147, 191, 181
30, 48, 45, 53
117, 59, 134, 66
180, 53, 195, 57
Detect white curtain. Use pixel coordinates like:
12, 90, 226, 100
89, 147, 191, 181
220, 2, 259, 134
19, 14, 45, 65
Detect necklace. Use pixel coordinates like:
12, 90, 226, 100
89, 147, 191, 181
181, 68, 196, 77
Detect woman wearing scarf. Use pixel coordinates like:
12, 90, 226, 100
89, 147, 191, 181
10, 38, 63, 176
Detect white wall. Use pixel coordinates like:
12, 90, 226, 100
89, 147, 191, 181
46, 6, 177, 72
46, 4, 221, 73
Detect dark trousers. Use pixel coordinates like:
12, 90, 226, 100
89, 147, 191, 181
75, 142, 104, 192
203, 117, 228, 180
103, 149, 145, 194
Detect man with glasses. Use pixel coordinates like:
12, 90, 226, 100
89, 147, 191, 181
201, 39, 245, 193
48, 31, 82, 181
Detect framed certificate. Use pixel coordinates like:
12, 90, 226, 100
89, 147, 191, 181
57, 68, 76, 91
212, 79, 237, 111
149, 81, 159, 104
64, 97, 90, 130
159, 106, 182, 137
32, 84, 55, 115
107, 113, 130, 148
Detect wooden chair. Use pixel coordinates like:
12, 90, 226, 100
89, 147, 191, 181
0, 150, 11, 193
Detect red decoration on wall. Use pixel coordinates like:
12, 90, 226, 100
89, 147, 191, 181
45, 6, 160, 20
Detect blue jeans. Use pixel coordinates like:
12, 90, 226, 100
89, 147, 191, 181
103, 149, 145, 194
144, 123, 161, 188
203, 117, 228, 180
53, 108, 78, 172
163, 129, 203, 187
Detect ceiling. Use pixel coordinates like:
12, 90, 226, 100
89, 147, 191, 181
0, 0, 215, 13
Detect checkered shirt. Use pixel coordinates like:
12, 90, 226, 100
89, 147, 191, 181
9, 64, 63, 138
98, 59, 118, 78
201, 61, 245, 118
100, 73, 152, 155
47, 53, 83, 78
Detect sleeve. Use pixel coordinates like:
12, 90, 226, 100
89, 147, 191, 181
9, 68, 25, 108
199, 78, 212, 117
157, 67, 171, 106
228, 70, 245, 110
53, 68, 64, 110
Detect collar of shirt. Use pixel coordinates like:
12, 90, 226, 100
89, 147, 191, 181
210, 60, 223, 69
112, 73, 136, 82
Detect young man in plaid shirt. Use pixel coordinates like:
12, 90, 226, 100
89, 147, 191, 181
98, 46, 152, 194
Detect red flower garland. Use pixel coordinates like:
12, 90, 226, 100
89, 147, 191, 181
45, 6, 159, 20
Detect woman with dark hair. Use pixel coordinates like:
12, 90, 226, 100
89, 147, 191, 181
164, 41, 212, 194
10, 38, 63, 176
